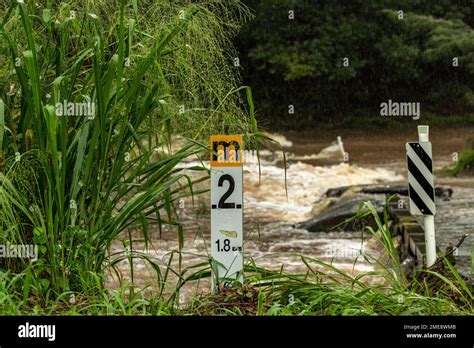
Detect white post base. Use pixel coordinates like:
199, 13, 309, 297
424, 215, 436, 267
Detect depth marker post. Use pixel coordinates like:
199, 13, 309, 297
406, 125, 437, 267
210, 135, 244, 290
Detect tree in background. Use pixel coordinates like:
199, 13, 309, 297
239, 0, 474, 129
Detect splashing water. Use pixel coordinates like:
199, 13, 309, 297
244, 160, 403, 223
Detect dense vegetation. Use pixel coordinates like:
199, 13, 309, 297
0, 1, 471, 316
239, 0, 474, 129
0, 0, 256, 301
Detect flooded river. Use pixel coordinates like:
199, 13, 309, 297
108, 127, 473, 300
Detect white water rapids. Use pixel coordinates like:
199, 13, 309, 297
243, 157, 403, 223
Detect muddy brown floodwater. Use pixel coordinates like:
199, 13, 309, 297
107, 127, 474, 304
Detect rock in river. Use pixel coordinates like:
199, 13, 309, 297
295, 194, 387, 232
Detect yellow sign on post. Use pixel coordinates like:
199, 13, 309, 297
210, 135, 244, 289
210, 135, 243, 167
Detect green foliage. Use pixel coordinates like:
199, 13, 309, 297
0, 0, 249, 299
0, 269, 173, 315
0, 0, 252, 139
239, 0, 474, 129
442, 150, 474, 176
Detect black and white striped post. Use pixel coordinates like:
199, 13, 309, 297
406, 125, 436, 267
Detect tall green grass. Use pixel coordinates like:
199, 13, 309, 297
0, 0, 221, 300
0, 0, 252, 139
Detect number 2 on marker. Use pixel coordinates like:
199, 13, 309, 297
218, 174, 235, 209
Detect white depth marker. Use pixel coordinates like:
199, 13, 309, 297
210, 135, 244, 289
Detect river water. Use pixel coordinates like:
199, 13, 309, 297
108, 127, 473, 300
